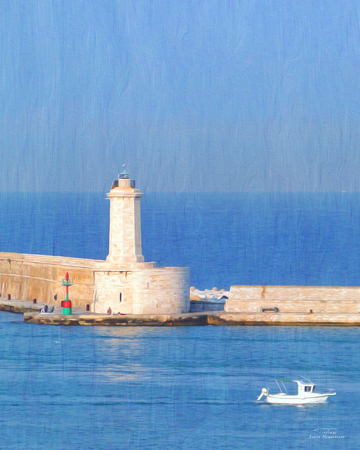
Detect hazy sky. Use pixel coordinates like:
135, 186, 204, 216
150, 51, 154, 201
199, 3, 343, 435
1, 0, 360, 192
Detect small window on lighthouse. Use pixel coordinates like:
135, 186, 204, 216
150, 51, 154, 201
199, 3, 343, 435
119, 293, 122, 303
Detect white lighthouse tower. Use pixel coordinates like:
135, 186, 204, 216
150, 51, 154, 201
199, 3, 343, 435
106, 169, 145, 263
93, 170, 190, 315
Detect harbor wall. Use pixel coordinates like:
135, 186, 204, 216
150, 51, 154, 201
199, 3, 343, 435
0, 252, 96, 308
2, 251, 360, 318
225, 286, 360, 313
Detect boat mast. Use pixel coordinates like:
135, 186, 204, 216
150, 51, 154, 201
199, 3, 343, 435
300, 375, 313, 383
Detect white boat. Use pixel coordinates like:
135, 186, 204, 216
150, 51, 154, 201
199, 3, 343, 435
257, 377, 336, 404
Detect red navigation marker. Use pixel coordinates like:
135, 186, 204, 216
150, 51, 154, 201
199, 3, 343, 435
61, 272, 73, 315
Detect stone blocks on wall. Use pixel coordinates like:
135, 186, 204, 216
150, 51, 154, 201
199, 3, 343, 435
132, 267, 190, 314
0, 253, 95, 308
107, 193, 144, 263
94, 270, 134, 314
226, 285, 360, 313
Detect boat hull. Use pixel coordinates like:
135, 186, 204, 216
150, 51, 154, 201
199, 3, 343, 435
266, 394, 333, 404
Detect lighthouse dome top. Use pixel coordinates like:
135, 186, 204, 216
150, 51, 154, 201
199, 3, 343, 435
118, 169, 130, 179
110, 169, 138, 191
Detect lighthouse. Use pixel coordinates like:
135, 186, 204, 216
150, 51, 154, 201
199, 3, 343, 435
106, 170, 145, 263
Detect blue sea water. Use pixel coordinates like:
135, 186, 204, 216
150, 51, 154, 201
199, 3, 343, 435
0, 192, 359, 449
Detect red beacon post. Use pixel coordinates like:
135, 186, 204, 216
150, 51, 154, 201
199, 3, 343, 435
61, 272, 73, 315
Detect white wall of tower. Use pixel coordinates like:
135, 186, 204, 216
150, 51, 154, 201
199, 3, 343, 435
106, 190, 144, 263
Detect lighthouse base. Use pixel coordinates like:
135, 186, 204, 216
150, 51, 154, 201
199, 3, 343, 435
0, 252, 190, 316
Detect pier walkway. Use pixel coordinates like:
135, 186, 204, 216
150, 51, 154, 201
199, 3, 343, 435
1, 297, 360, 326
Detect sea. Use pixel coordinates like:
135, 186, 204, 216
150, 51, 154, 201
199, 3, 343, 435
0, 192, 359, 449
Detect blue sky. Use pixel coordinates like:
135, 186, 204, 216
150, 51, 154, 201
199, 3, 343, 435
0, 0, 360, 192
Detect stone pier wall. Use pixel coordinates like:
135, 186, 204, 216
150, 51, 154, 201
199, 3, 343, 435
0, 252, 96, 308
226, 286, 360, 313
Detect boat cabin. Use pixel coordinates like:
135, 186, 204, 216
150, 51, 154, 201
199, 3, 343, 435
294, 380, 316, 395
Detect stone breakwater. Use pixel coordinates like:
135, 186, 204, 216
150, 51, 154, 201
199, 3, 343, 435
191, 286, 360, 315
23, 311, 360, 326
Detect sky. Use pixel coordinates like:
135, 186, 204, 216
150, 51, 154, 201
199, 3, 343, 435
0, 0, 360, 192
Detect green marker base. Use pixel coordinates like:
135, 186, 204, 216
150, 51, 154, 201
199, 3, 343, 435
63, 308, 72, 315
